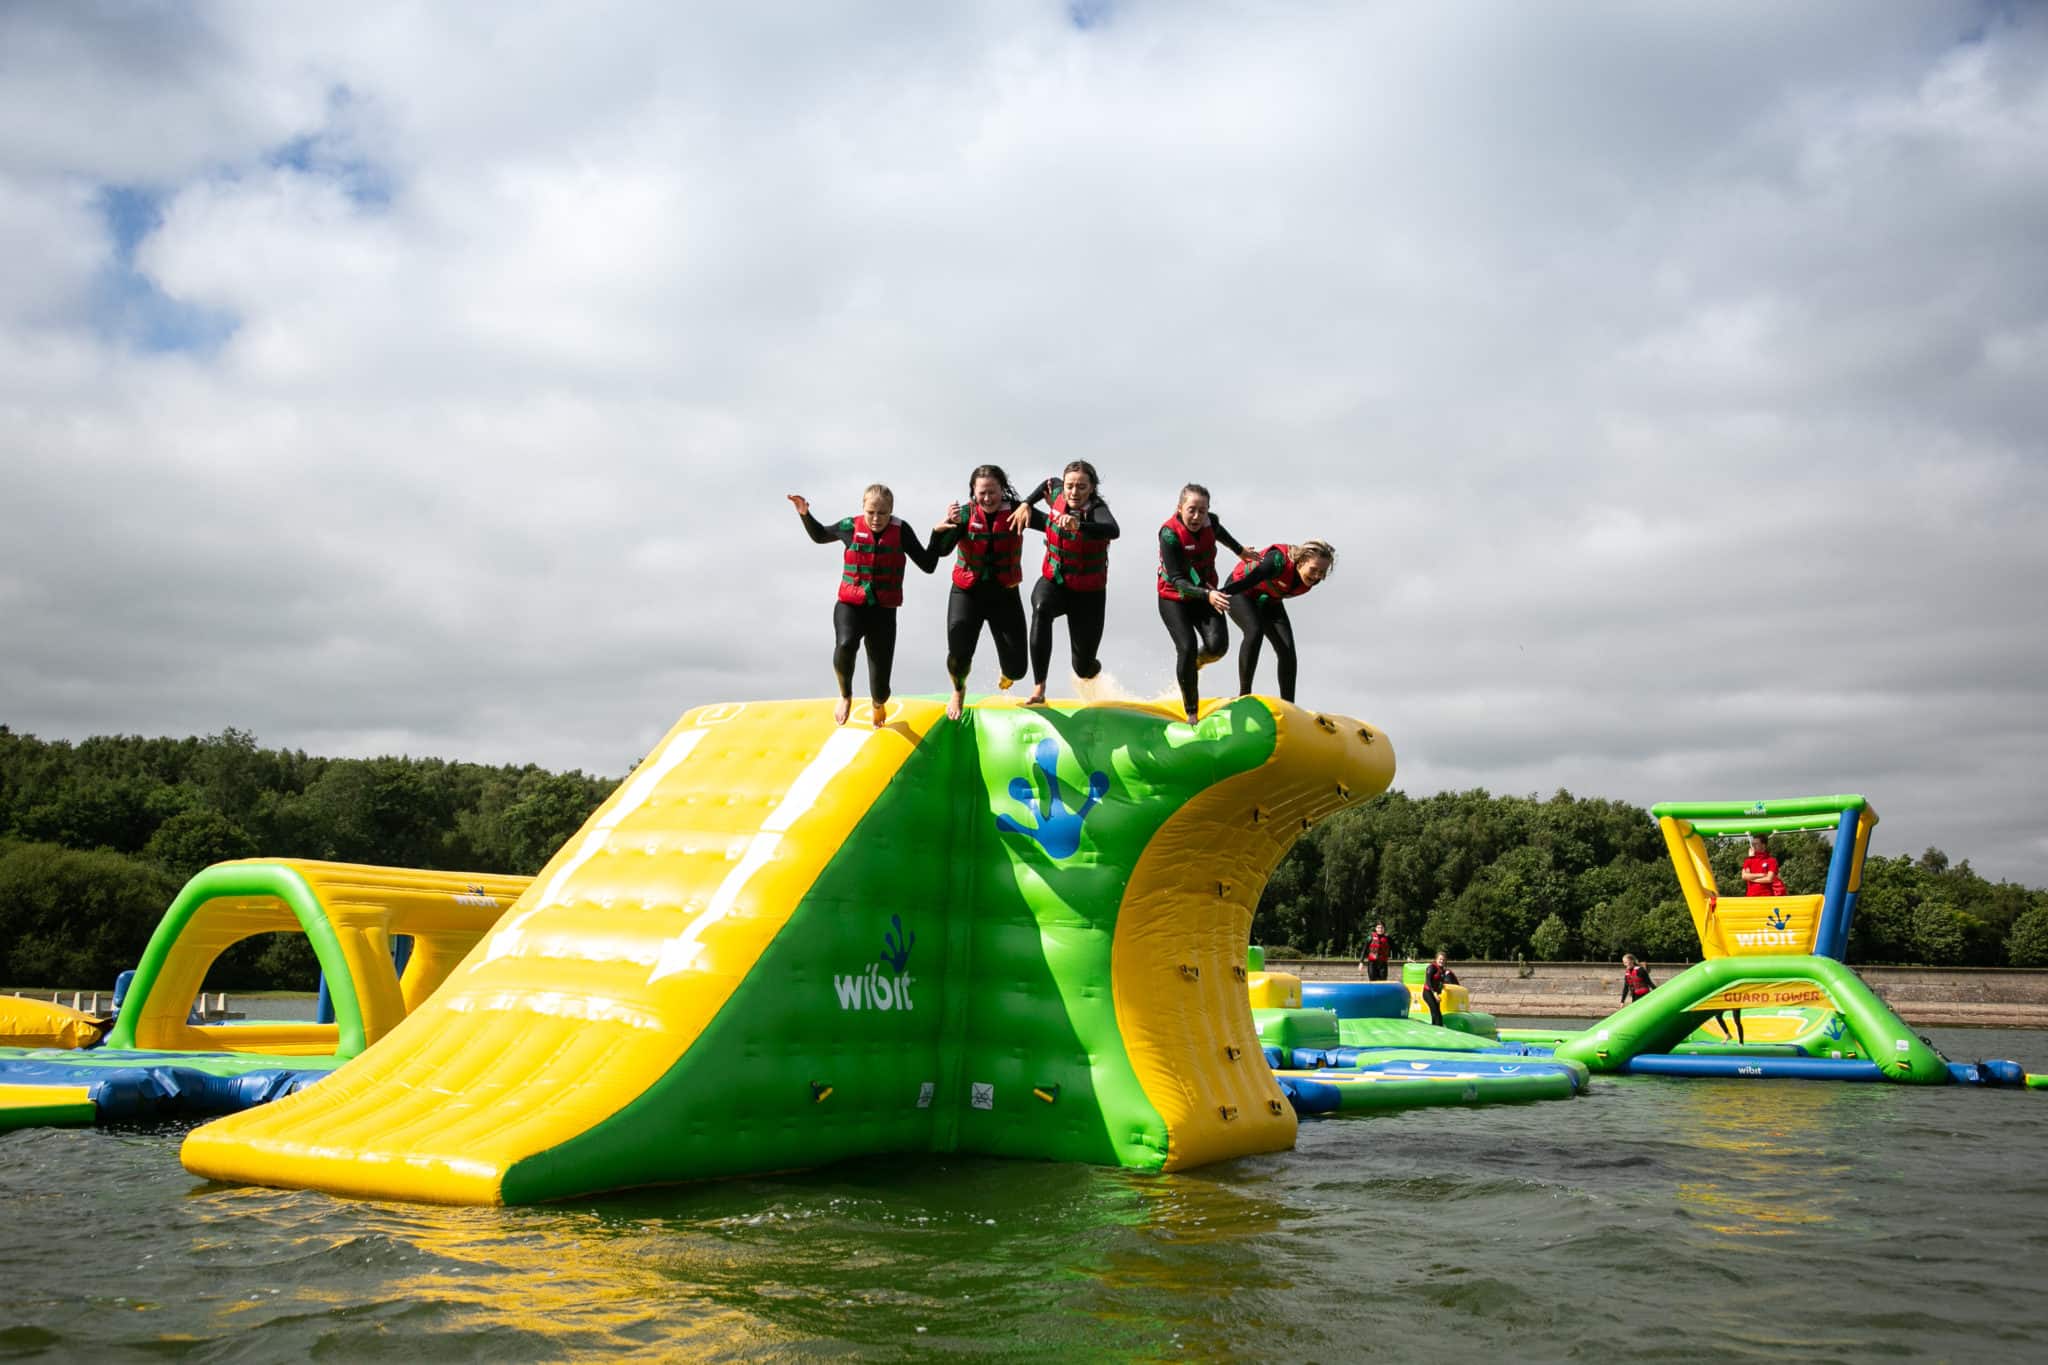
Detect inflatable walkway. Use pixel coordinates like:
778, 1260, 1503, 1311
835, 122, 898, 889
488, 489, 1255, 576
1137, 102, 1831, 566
0, 861, 528, 1130
1554, 955, 1948, 1082
182, 696, 1394, 1205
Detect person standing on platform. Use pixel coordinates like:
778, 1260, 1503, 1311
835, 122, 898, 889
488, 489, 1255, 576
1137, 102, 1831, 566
1422, 950, 1459, 1028
1154, 483, 1254, 723
1363, 922, 1393, 982
789, 486, 940, 727
1742, 833, 1787, 896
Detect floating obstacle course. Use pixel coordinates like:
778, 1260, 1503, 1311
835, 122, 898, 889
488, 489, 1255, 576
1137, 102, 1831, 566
0, 861, 528, 1130
1547, 795, 2034, 1086
182, 696, 1396, 1205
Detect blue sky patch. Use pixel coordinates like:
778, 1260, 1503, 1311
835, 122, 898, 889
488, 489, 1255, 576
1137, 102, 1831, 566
92, 184, 238, 356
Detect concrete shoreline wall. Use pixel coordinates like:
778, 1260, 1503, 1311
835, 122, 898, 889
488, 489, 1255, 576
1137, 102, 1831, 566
1287, 960, 2048, 1029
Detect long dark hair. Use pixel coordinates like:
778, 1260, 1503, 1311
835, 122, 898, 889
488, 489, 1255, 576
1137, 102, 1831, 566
968, 464, 1019, 501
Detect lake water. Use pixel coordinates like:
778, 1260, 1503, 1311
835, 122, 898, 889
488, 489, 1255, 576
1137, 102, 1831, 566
3, 1024, 2045, 1361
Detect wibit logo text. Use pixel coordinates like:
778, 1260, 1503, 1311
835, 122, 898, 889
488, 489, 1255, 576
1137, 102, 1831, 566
835, 913, 918, 1012
833, 963, 918, 1011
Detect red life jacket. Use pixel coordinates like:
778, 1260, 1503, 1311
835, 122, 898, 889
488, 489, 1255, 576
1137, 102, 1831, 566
1041, 495, 1109, 592
950, 502, 1024, 591
1365, 932, 1391, 964
1228, 544, 1312, 601
1625, 964, 1653, 999
838, 517, 906, 607
1155, 512, 1218, 602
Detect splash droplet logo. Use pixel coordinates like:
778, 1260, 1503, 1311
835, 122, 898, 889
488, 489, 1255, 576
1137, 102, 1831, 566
833, 914, 918, 1012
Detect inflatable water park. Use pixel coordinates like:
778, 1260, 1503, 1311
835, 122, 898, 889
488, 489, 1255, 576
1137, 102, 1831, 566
4, 698, 2039, 1203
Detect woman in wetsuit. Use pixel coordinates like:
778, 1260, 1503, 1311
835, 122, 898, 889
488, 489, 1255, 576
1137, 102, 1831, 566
789, 485, 940, 726
1422, 950, 1459, 1028
1013, 461, 1120, 705
929, 464, 1039, 721
1155, 483, 1255, 724
1223, 539, 1336, 702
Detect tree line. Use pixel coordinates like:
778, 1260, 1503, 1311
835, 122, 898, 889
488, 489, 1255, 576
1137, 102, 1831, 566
1254, 788, 2048, 969
5, 726, 2048, 990
0, 724, 617, 990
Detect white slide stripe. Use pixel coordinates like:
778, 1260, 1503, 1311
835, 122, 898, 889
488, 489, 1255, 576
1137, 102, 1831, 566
646, 726, 875, 984
481, 727, 708, 966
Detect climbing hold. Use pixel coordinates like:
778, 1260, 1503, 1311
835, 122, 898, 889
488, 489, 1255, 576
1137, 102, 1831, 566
1250, 805, 1268, 824
810, 1082, 833, 1104
1224, 1045, 1243, 1061
1179, 964, 1202, 981
1336, 782, 1351, 799
1315, 714, 1339, 733
1232, 963, 1247, 982
1032, 1084, 1060, 1104
1357, 727, 1375, 743
1267, 1099, 1286, 1116
1216, 879, 1233, 898
1217, 1104, 1239, 1121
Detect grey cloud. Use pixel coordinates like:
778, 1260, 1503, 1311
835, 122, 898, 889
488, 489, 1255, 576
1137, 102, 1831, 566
3, 1, 2046, 885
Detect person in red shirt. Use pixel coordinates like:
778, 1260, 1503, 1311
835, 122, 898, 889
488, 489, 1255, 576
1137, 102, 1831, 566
1362, 922, 1393, 982
1741, 834, 1787, 897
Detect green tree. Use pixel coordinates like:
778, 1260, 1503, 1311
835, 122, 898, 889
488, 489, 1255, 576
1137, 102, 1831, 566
144, 807, 259, 881
0, 840, 178, 987
1529, 912, 1571, 961
2006, 904, 2048, 967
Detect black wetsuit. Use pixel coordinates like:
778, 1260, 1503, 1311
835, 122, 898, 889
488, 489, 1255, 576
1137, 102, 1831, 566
1423, 961, 1459, 1028
1363, 931, 1393, 982
1157, 518, 1248, 715
1622, 963, 1655, 1003
801, 511, 939, 704
929, 503, 1044, 691
1223, 547, 1308, 701
1023, 483, 1120, 685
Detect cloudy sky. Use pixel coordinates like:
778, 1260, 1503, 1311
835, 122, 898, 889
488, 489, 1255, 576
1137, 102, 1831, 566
3, 1, 2045, 882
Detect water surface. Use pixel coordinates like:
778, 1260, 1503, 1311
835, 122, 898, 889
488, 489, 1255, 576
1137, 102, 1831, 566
3, 1026, 2044, 1361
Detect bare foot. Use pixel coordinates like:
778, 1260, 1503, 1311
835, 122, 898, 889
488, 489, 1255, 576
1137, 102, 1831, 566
947, 689, 965, 721
1025, 686, 1047, 706
870, 702, 888, 727
1184, 707, 1199, 726
834, 696, 851, 726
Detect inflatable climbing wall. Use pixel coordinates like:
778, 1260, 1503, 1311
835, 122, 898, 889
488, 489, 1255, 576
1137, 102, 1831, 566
182, 696, 1394, 1204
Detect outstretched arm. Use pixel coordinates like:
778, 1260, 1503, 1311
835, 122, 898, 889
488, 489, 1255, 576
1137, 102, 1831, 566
1204, 519, 1253, 556
790, 495, 852, 546
928, 503, 967, 556
898, 522, 943, 574
1077, 500, 1120, 541
1221, 546, 1288, 596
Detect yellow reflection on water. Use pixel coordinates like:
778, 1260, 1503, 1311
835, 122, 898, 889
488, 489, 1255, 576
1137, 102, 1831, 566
183, 1156, 1305, 1356
1661, 1081, 1876, 1238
